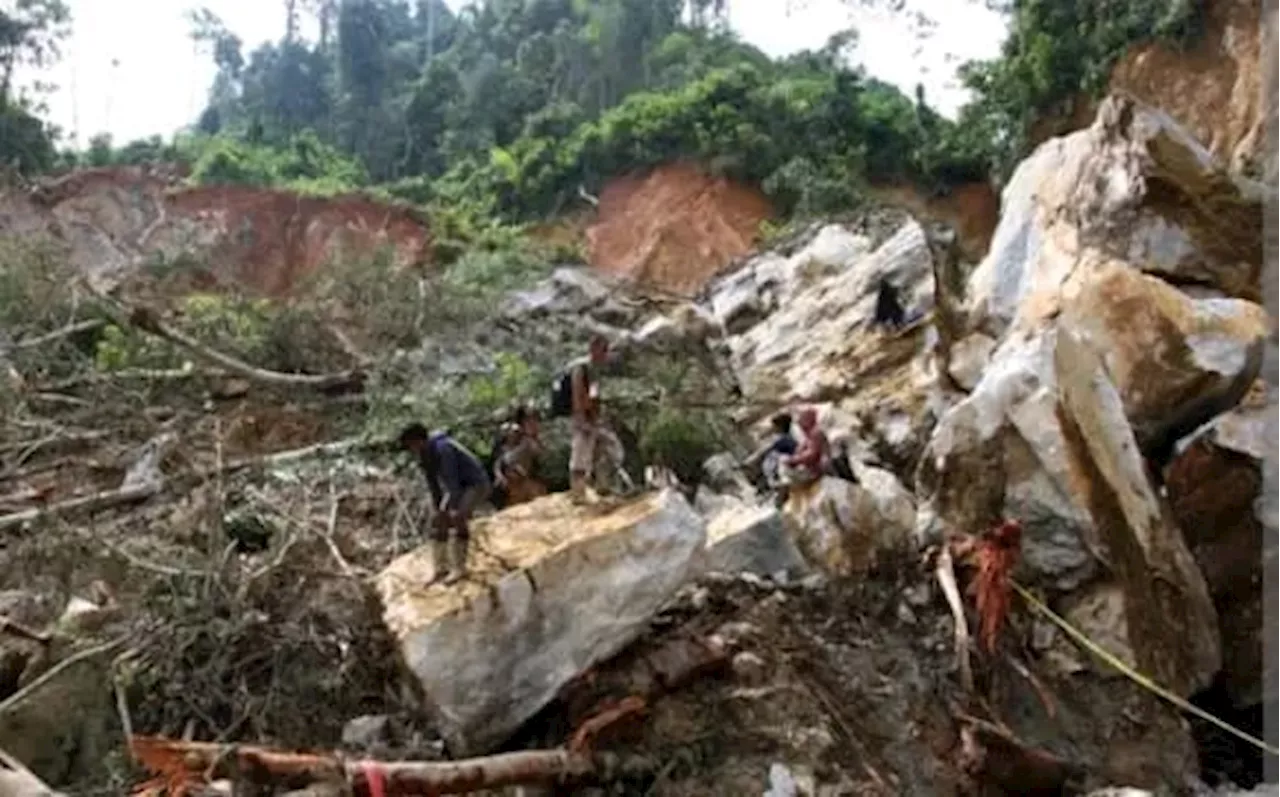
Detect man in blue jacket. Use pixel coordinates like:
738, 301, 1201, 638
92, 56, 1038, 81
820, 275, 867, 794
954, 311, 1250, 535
398, 423, 492, 584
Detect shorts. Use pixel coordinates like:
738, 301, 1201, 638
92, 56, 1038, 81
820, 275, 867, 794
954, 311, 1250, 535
570, 418, 623, 478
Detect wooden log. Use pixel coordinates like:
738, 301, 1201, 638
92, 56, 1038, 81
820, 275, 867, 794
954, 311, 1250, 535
129, 736, 624, 796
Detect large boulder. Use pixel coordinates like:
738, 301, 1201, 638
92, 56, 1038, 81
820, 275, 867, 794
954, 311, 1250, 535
782, 476, 914, 577
920, 328, 1220, 696
1052, 331, 1220, 693
702, 501, 810, 579
1061, 263, 1266, 454
1166, 376, 1276, 707
375, 489, 705, 756
914, 96, 1273, 699
705, 220, 940, 473
967, 95, 1264, 338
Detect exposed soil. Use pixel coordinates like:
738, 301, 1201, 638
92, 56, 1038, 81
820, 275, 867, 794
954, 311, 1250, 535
1029, 0, 1270, 175
586, 163, 774, 297
2, 166, 432, 297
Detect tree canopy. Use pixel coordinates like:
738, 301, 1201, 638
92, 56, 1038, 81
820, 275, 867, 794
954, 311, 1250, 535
4, 0, 1205, 224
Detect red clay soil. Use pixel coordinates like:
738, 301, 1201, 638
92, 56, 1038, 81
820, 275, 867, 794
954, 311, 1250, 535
585, 163, 774, 296
22, 166, 432, 297
165, 185, 431, 296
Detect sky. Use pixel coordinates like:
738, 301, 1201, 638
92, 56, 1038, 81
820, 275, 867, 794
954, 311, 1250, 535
19, 0, 1008, 147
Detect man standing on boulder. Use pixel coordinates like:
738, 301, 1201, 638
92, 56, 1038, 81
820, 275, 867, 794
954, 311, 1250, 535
560, 334, 625, 503
398, 423, 491, 584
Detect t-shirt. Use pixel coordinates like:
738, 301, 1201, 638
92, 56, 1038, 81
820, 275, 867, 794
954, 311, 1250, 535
769, 433, 798, 457
425, 433, 489, 497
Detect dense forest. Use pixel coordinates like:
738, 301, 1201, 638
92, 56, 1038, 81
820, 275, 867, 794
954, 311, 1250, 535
2, 0, 1202, 226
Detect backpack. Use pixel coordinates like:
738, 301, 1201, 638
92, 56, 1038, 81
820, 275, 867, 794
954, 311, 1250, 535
549, 369, 575, 418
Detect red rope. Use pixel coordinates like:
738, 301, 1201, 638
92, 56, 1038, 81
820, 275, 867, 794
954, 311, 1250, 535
362, 762, 386, 797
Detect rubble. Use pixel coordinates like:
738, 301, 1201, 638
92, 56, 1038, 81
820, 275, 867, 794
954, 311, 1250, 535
0, 69, 1273, 796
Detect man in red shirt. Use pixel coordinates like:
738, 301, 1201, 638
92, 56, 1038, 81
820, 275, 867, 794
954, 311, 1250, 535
782, 406, 830, 486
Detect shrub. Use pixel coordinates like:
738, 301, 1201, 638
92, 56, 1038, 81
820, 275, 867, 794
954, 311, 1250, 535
639, 408, 723, 487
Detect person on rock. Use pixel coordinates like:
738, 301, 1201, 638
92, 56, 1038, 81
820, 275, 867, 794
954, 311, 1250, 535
742, 412, 799, 505
781, 407, 831, 489
397, 423, 491, 584
872, 277, 906, 332
564, 334, 626, 503
494, 405, 548, 508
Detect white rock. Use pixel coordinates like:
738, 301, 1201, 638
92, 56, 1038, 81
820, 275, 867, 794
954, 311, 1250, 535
375, 489, 706, 755
782, 476, 914, 576
703, 501, 809, 579
967, 95, 1264, 337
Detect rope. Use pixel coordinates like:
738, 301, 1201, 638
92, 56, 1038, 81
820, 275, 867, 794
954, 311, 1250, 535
1011, 581, 1279, 758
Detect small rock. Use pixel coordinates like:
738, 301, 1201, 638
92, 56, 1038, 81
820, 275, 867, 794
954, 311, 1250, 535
341, 714, 392, 751
896, 602, 917, 626
765, 762, 799, 797
731, 651, 768, 685
714, 621, 760, 648
689, 586, 711, 612
902, 584, 931, 607
796, 573, 827, 591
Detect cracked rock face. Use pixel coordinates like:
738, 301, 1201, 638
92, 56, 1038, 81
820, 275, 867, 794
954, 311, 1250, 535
917, 95, 1271, 700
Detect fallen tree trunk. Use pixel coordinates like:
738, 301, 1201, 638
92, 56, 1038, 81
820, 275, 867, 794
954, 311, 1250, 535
82, 282, 364, 393
10, 319, 106, 352
193, 437, 375, 481
130, 736, 636, 796
0, 482, 158, 533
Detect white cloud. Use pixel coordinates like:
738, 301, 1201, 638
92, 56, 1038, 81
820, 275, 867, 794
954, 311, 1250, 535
22, 0, 1006, 145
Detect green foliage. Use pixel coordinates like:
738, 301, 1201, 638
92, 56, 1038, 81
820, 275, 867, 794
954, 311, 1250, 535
959, 0, 1202, 175
639, 407, 723, 486
93, 292, 273, 372
0, 97, 56, 174
188, 131, 368, 194
11, 0, 1210, 217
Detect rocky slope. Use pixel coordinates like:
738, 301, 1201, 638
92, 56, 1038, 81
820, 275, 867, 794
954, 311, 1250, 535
0, 30, 1275, 794
355, 89, 1275, 794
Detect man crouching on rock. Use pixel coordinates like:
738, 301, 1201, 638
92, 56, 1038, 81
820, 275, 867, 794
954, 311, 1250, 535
398, 423, 491, 584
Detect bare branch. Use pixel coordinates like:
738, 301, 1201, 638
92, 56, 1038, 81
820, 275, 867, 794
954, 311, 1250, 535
81, 282, 365, 393
0, 482, 158, 533
0, 637, 131, 717
0, 745, 66, 797
9, 319, 106, 351
129, 736, 634, 795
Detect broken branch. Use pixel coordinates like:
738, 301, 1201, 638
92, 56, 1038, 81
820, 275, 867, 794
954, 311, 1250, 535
82, 282, 364, 393
934, 545, 975, 692
129, 736, 635, 795
10, 319, 106, 351
0, 745, 66, 797
0, 615, 51, 644
0, 482, 158, 533
195, 437, 374, 481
